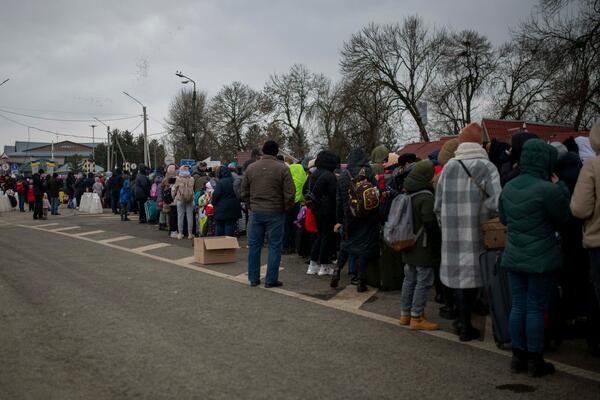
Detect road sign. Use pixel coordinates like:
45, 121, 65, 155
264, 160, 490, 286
1, 163, 9, 171
164, 156, 175, 166
179, 159, 196, 168
10, 163, 18, 172
130, 163, 137, 170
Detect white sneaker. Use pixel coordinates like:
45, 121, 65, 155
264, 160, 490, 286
306, 261, 320, 275
317, 265, 329, 276
188, 234, 194, 240
177, 233, 183, 240
325, 265, 336, 276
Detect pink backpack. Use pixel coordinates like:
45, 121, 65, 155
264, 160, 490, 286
150, 183, 158, 198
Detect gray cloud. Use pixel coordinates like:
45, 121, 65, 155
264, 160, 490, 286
0, 0, 538, 149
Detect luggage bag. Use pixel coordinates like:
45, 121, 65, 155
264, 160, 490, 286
480, 250, 512, 347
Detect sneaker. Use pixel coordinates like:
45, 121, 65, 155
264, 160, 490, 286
410, 315, 439, 331
321, 264, 335, 276
306, 261, 320, 275
188, 234, 194, 240
177, 233, 183, 240
265, 281, 283, 288
170, 231, 179, 239
317, 265, 331, 276
399, 315, 411, 326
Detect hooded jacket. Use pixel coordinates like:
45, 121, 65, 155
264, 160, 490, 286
135, 170, 150, 200
500, 139, 571, 273
500, 131, 538, 186
119, 178, 131, 205
302, 150, 338, 216
289, 164, 307, 204
212, 166, 242, 222
571, 119, 600, 248
371, 144, 389, 176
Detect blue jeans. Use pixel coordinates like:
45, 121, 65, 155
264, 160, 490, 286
247, 212, 285, 285
508, 271, 555, 353
216, 220, 237, 236
18, 192, 25, 211
401, 265, 434, 317
50, 197, 59, 214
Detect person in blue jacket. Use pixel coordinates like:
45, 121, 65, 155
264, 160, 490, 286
119, 175, 131, 221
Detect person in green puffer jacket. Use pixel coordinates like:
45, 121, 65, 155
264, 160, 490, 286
499, 138, 570, 377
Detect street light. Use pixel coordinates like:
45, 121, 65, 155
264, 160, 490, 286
122, 91, 150, 168
94, 117, 111, 171
175, 71, 196, 159
90, 124, 97, 161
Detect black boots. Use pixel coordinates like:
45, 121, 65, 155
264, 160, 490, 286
330, 270, 340, 288
510, 348, 528, 373
527, 352, 555, 377
453, 289, 480, 342
357, 280, 368, 293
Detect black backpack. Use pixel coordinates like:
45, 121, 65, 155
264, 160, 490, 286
163, 186, 174, 205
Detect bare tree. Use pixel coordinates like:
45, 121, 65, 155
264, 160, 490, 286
211, 81, 263, 158
264, 64, 322, 156
165, 88, 211, 160
518, 0, 600, 129
429, 30, 496, 134
308, 77, 349, 152
341, 17, 446, 142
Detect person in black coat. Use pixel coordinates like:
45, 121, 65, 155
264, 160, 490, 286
303, 150, 339, 276
212, 166, 242, 236
32, 169, 46, 220
331, 148, 380, 292
500, 131, 538, 186
135, 167, 150, 223
73, 173, 86, 208
110, 169, 123, 214
47, 173, 61, 215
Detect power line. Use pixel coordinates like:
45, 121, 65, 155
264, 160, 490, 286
0, 111, 95, 139
0, 107, 140, 122
0, 105, 134, 117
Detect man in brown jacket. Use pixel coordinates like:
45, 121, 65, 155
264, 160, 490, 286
241, 140, 295, 288
571, 118, 600, 309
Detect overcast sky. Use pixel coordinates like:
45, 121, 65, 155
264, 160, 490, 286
0, 0, 539, 151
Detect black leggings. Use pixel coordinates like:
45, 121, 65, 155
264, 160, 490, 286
310, 214, 335, 265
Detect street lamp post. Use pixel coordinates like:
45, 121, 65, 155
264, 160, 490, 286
94, 117, 111, 171
175, 71, 196, 159
90, 124, 97, 161
123, 91, 150, 168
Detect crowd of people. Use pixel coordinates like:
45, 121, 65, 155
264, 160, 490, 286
1, 118, 600, 378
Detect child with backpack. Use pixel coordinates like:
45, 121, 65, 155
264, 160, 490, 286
172, 166, 195, 239
396, 160, 441, 330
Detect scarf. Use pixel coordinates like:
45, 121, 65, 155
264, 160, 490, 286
453, 142, 489, 161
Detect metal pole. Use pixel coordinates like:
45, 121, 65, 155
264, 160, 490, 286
90, 124, 97, 160
107, 127, 111, 171
192, 82, 196, 159
51, 139, 54, 160
143, 106, 149, 168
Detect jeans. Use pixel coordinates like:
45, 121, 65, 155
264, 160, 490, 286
120, 202, 129, 220
310, 214, 335, 265
177, 200, 194, 236
247, 212, 285, 285
216, 220, 237, 236
336, 250, 368, 280
508, 270, 555, 353
50, 197, 59, 214
589, 249, 600, 306
401, 265, 434, 317
17, 192, 25, 211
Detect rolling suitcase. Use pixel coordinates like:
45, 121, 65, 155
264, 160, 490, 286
479, 250, 512, 347
144, 199, 158, 224
366, 243, 405, 291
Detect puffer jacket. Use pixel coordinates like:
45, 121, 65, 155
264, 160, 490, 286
303, 150, 338, 216
500, 131, 538, 187
212, 166, 242, 222
241, 155, 295, 213
500, 139, 571, 274
289, 164, 307, 203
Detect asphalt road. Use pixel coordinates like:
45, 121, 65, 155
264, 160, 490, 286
1, 213, 599, 399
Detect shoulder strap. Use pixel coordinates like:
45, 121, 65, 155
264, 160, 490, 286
408, 189, 434, 198
457, 160, 489, 198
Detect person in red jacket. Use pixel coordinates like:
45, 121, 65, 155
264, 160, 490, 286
26, 179, 35, 212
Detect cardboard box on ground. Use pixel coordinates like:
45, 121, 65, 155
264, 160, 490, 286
194, 236, 240, 264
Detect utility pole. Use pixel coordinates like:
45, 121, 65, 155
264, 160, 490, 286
175, 71, 197, 159
123, 92, 149, 168
94, 117, 111, 171
90, 124, 97, 161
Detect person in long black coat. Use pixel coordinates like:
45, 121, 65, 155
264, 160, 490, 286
212, 166, 242, 236
32, 169, 46, 220
303, 150, 339, 276
331, 148, 380, 292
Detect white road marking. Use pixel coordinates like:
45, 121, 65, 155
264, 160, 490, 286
33, 223, 60, 227
15, 222, 600, 384
48, 226, 80, 232
175, 256, 196, 264
100, 216, 121, 219
131, 243, 171, 252
75, 230, 105, 237
328, 285, 378, 309
98, 235, 134, 244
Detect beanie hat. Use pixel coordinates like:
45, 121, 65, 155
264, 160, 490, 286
438, 138, 459, 166
590, 118, 600, 155
262, 140, 279, 156
550, 141, 568, 160
459, 122, 483, 144
404, 160, 435, 191
383, 152, 399, 168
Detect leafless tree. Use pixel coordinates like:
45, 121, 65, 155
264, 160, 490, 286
264, 64, 323, 156
429, 30, 496, 134
165, 88, 211, 160
211, 82, 263, 158
307, 77, 349, 152
341, 17, 446, 142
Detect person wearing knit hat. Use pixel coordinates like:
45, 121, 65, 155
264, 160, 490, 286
458, 122, 483, 144
383, 152, 399, 169
399, 160, 441, 331
571, 118, 600, 331
434, 127, 502, 342
438, 139, 460, 167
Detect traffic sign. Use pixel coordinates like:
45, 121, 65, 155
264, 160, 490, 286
179, 159, 196, 168
10, 163, 18, 172
130, 163, 137, 170
1, 163, 9, 171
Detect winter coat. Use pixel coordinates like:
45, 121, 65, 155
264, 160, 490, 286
27, 184, 35, 203
571, 119, 600, 248
64, 175, 75, 196
135, 172, 150, 200
212, 166, 242, 222
119, 179, 131, 204
84, 176, 94, 192
193, 171, 210, 193
172, 175, 194, 203
74, 178, 85, 198
47, 177, 60, 197
336, 148, 380, 258
289, 164, 307, 204
303, 151, 338, 216
434, 142, 502, 289
111, 173, 123, 195
500, 139, 571, 274
500, 131, 538, 187
402, 160, 441, 268
32, 173, 45, 196
241, 155, 296, 214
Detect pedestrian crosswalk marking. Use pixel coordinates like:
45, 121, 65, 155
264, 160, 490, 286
48, 226, 80, 232
174, 256, 196, 264
76, 230, 105, 236
328, 285, 378, 309
34, 223, 60, 228
98, 236, 134, 244
131, 243, 171, 252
